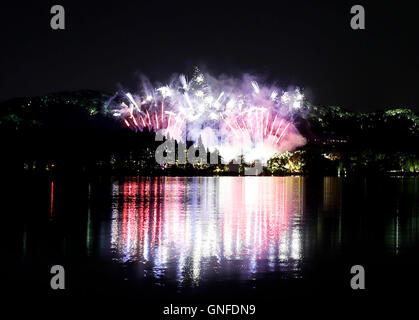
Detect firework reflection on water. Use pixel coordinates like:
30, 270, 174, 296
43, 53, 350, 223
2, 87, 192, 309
110, 176, 304, 287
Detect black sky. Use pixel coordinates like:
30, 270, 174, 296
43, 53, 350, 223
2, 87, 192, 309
0, 1, 418, 111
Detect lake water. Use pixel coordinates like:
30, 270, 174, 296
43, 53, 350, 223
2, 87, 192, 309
12, 176, 419, 306
108, 177, 305, 286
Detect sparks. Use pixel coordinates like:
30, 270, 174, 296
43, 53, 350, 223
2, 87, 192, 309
108, 69, 306, 163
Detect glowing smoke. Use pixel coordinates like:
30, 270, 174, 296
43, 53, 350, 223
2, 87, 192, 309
108, 68, 306, 164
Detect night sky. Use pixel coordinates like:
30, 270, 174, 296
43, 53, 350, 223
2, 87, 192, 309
1, 1, 418, 112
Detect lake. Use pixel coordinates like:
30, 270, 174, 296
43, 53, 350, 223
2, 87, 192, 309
11, 176, 419, 313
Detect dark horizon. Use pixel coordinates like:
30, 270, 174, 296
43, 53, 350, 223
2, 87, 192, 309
1, 1, 418, 112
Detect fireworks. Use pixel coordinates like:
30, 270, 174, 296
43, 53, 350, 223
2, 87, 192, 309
108, 69, 306, 163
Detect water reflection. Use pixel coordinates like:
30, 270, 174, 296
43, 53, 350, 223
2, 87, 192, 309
386, 178, 419, 254
15, 175, 419, 294
109, 177, 304, 286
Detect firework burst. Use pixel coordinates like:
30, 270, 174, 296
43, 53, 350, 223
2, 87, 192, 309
108, 69, 306, 163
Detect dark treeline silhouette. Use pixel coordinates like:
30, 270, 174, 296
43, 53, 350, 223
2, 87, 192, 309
1, 91, 418, 176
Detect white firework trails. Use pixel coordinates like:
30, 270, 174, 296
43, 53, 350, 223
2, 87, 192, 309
108, 69, 306, 164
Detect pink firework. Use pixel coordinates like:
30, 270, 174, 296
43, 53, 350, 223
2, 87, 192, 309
109, 70, 306, 163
